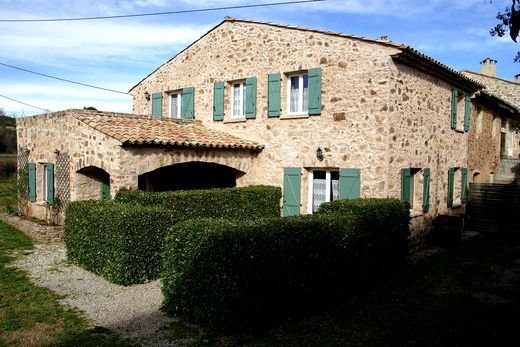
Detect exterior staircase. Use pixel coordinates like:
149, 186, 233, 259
493, 158, 520, 184
466, 183, 520, 232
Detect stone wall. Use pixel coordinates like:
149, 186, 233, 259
131, 19, 473, 242
16, 111, 123, 223
468, 104, 501, 182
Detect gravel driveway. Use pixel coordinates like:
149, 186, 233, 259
11, 243, 178, 346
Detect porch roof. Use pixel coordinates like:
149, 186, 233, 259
71, 109, 264, 151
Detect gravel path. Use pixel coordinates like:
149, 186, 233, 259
11, 243, 177, 346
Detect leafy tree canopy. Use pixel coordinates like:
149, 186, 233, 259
490, 0, 520, 62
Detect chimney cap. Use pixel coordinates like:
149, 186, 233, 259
380, 35, 388, 41
480, 57, 498, 64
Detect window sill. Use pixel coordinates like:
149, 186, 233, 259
223, 118, 247, 123
410, 210, 424, 218
281, 114, 309, 120
450, 203, 464, 209
454, 128, 465, 133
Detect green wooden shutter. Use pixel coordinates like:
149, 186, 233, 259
45, 163, 54, 204
451, 89, 458, 129
181, 87, 194, 119
28, 162, 36, 202
339, 168, 360, 199
100, 175, 110, 200
213, 81, 224, 121
268, 73, 281, 117
308, 67, 322, 115
461, 167, 468, 204
152, 92, 162, 117
245, 77, 257, 119
401, 168, 411, 207
447, 167, 455, 207
283, 167, 301, 217
422, 168, 430, 213
464, 95, 471, 132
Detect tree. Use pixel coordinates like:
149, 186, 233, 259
490, 0, 520, 62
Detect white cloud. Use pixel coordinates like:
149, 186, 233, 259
0, 20, 210, 67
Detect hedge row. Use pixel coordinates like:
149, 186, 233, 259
64, 201, 178, 285
64, 185, 282, 285
161, 199, 410, 332
114, 185, 282, 220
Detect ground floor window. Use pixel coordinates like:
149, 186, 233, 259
308, 169, 339, 213
448, 167, 468, 207
401, 167, 430, 213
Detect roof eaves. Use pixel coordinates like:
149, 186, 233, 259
476, 90, 519, 115
392, 47, 484, 93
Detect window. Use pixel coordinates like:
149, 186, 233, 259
40, 163, 54, 204
401, 167, 430, 213
447, 167, 467, 207
288, 74, 309, 114
169, 93, 182, 118
213, 77, 256, 121
232, 81, 247, 118
308, 170, 339, 213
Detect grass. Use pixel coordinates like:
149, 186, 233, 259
0, 221, 134, 346
190, 232, 520, 346
0, 175, 16, 212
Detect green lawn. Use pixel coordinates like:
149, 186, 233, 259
0, 221, 134, 346
0, 174, 16, 212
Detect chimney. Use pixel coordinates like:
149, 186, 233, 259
480, 58, 497, 77
515, 74, 520, 84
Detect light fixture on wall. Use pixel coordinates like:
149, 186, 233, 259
144, 91, 150, 101
316, 147, 324, 161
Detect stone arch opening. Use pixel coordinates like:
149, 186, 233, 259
138, 161, 243, 192
472, 171, 481, 183
75, 166, 110, 200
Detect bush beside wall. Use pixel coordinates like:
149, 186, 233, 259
161, 199, 410, 332
64, 201, 177, 285
114, 185, 281, 221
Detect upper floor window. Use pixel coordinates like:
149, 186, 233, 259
288, 74, 309, 115
169, 92, 182, 118
232, 81, 247, 119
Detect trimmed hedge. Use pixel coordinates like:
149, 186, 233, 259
114, 185, 281, 220
161, 199, 410, 332
64, 185, 281, 285
64, 200, 178, 285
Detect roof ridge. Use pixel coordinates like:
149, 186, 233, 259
463, 69, 520, 86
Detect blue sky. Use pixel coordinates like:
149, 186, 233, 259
0, 0, 518, 116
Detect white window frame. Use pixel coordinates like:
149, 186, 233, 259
287, 73, 309, 115
169, 92, 182, 119
231, 81, 246, 119
307, 169, 339, 214
39, 162, 48, 203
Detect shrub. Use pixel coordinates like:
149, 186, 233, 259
161, 199, 410, 332
64, 200, 178, 285
114, 185, 281, 220
65, 185, 281, 285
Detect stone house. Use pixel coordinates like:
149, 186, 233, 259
18, 18, 485, 243
462, 58, 520, 183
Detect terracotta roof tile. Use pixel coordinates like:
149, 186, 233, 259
70, 109, 264, 151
